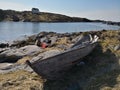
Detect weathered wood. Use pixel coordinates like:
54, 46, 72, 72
27, 35, 98, 79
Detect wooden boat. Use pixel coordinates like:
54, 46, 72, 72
26, 34, 98, 79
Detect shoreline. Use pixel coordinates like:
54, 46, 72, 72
0, 20, 120, 26
0, 28, 120, 44
0, 30, 120, 90
0, 9, 120, 26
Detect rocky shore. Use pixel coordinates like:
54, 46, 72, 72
102, 21, 120, 26
0, 30, 120, 90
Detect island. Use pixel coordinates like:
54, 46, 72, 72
0, 9, 92, 22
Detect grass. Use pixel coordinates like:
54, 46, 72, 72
17, 56, 32, 64
0, 70, 45, 90
85, 69, 120, 90
0, 30, 120, 90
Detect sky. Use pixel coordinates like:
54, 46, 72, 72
0, 0, 120, 22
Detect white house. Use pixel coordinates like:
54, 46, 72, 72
32, 8, 39, 14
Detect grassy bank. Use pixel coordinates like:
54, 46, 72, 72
0, 30, 120, 90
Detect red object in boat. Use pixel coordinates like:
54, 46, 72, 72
41, 43, 47, 49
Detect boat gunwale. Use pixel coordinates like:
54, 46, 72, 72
28, 41, 97, 65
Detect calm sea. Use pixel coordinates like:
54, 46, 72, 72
0, 22, 120, 42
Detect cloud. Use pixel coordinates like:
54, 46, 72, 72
0, 1, 31, 11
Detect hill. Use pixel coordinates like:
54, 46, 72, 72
0, 9, 92, 22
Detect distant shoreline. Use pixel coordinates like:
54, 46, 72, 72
0, 9, 120, 26
0, 22, 120, 43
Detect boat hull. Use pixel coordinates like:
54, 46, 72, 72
27, 42, 97, 79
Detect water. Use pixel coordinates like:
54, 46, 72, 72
0, 21, 120, 42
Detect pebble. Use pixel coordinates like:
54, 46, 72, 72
114, 45, 120, 51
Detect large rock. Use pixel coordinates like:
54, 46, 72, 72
0, 63, 13, 70
0, 45, 42, 63
0, 43, 9, 48
0, 63, 33, 74
18, 45, 42, 56
0, 49, 62, 74
9, 35, 29, 47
